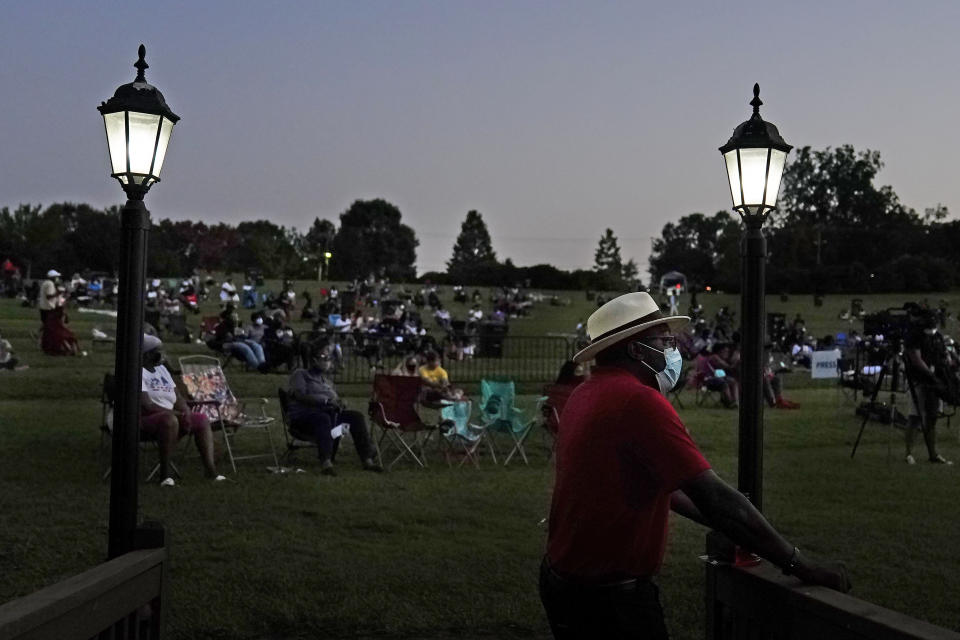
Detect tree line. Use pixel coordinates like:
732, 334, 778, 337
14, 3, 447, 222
0, 199, 636, 291
0, 199, 418, 283
4, 144, 953, 293
648, 145, 960, 293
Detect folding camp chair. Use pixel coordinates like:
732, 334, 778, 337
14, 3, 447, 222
98, 373, 180, 482
668, 365, 689, 408
277, 387, 318, 463
165, 314, 191, 342
179, 355, 279, 473
368, 374, 437, 469
200, 316, 220, 342
199, 316, 234, 368
480, 379, 536, 466
439, 400, 491, 468
689, 369, 724, 407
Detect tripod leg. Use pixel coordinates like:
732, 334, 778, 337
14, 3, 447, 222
851, 363, 888, 459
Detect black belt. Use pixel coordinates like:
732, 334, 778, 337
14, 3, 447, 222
542, 557, 651, 592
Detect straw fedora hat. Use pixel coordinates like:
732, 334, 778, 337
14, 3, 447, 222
573, 292, 689, 363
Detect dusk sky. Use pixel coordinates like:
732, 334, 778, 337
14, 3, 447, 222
3, 1, 959, 276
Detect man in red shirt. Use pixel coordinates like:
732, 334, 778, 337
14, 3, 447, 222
540, 292, 849, 639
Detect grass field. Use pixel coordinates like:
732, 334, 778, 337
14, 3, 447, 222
1, 286, 959, 638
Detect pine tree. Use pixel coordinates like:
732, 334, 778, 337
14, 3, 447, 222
594, 228, 623, 275
622, 258, 639, 284
448, 210, 497, 271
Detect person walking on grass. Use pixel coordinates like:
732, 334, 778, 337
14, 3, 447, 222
140, 334, 225, 486
287, 341, 383, 476
540, 292, 850, 639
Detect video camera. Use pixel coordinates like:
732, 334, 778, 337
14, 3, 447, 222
862, 308, 911, 341
862, 303, 936, 342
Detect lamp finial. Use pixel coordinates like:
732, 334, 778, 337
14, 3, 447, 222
750, 83, 763, 117
134, 44, 149, 82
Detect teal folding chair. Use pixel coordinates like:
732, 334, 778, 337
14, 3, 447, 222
479, 379, 535, 466
439, 400, 491, 468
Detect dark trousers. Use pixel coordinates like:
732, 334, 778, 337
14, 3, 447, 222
291, 408, 373, 462
539, 557, 668, 640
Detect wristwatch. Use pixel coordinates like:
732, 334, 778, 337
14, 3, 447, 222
782, 546, 801, 576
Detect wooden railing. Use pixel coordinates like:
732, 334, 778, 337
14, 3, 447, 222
0, 534, 167, 640
704, 538, 960, 639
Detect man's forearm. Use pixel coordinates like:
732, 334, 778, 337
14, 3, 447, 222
670, 490, 709, 526
704, 487, 794, 567
673, 486, 793, 566
685, 475, 795, 568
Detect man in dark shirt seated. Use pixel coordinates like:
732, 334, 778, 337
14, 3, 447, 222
288, 341, 383, 476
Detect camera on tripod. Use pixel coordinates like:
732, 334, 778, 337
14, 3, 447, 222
862, 307, 914, 342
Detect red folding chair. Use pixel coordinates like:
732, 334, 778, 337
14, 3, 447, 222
368, 375, 438, 468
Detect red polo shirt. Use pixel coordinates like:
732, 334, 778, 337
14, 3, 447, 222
546, 366, 710, 579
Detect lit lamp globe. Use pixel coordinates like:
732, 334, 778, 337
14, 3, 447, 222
719, 83, 792, 223
98, 44, 180, 201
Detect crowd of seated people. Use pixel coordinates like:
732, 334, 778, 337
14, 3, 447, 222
692, 343, 739, 408
203, 302, 299, 373
671, 304, 799, 410
11, 267, 117, 310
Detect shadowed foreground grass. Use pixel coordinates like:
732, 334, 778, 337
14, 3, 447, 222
2, 383, 959, 638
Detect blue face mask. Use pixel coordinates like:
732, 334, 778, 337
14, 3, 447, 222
637, 344, 683, 395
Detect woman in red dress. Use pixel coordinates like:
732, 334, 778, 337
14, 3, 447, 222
41, 306, 83, 356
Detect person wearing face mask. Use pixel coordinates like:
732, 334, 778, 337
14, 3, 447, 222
539, 292, 850, 639
287, 341, 383, 476
391, 354, 420, 377
140, 334, 225, 486
903, 307, 953, 465
212, 304, 268, 373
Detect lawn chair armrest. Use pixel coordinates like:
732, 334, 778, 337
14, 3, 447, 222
368, 400, 400, 429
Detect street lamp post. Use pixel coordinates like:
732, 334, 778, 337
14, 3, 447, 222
323, 251, 332, 280
719, 84, 791, 512
99, 45, 179, 558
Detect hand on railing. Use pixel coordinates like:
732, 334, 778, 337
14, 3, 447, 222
791, 554, 852, 593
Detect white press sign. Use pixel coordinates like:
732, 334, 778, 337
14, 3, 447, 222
811, 349, 841, 379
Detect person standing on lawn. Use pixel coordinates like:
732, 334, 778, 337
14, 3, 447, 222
36, 269, 61, 324
903, 306, 953, 465
540, 292, 851, 639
